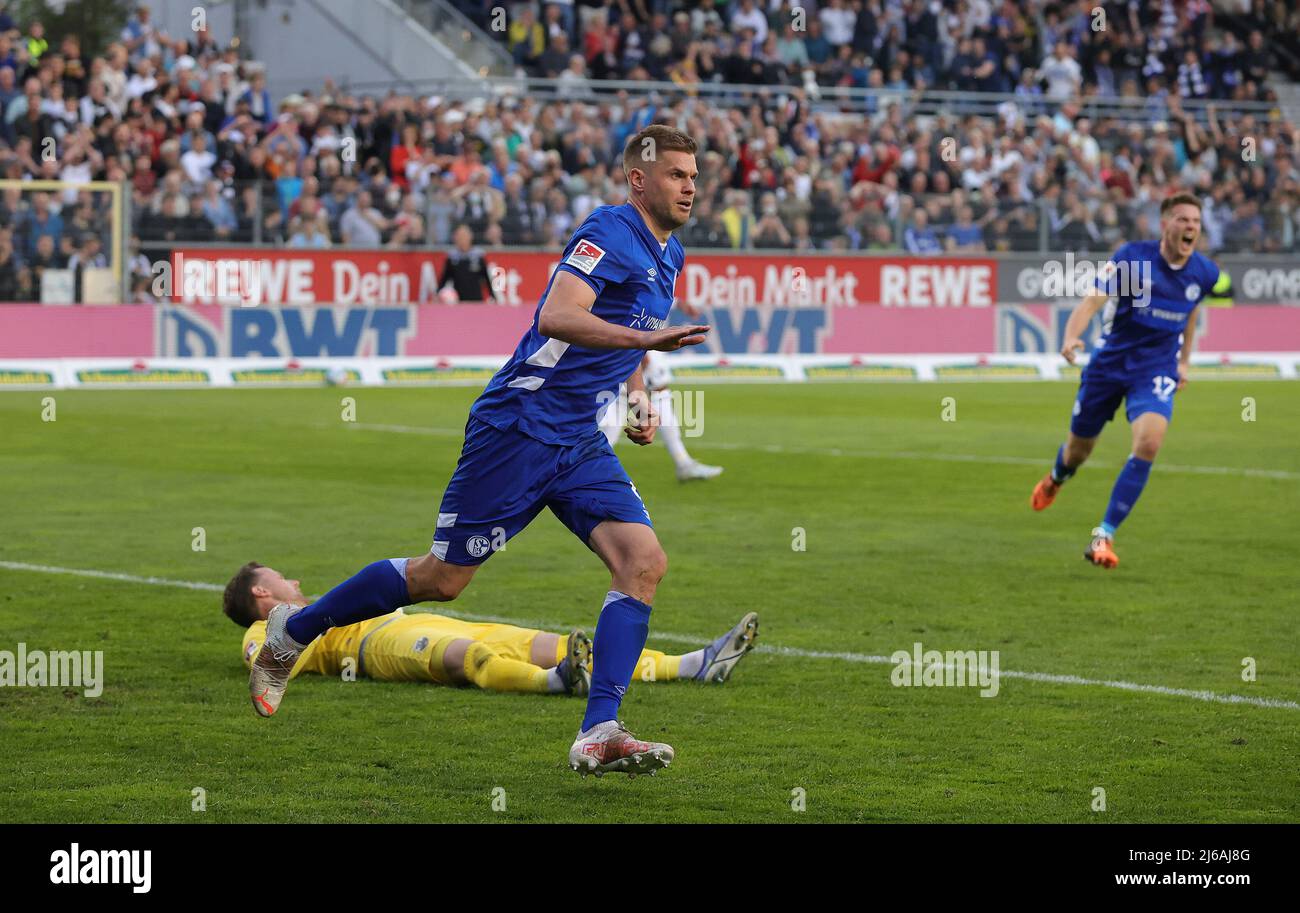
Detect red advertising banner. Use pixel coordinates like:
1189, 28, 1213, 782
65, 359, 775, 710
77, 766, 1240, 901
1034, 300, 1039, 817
168, 249, 997, 310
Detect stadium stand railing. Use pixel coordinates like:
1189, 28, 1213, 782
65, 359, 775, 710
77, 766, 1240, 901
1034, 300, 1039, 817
336, 75, 1287, 125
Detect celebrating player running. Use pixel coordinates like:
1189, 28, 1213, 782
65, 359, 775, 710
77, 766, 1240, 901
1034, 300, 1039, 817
1031, 192, 1220, 568
249, 125, 709, 778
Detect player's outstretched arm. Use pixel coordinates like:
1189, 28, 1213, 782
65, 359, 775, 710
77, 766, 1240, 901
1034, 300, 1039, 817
1060, 293, 1109, 363
538, 271, 709, 351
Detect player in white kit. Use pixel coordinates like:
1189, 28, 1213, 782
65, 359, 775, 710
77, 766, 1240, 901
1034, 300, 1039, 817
599, 301, 724, 482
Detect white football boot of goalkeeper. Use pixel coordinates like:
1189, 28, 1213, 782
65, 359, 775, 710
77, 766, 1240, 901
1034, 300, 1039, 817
676, 460, 724, 482
697, 611, 760, 683
249, 603, 308, 717
568, 720, 675, 778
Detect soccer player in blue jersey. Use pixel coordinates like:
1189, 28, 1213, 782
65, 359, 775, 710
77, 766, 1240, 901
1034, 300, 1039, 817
1031, 192, 1219, 568
249, 125, 718, 777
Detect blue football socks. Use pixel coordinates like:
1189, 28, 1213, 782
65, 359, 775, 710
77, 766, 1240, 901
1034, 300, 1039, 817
582, 590, 651, 732
1051, 445, 1079, 484
1101, 456, 1153, 535
285, 558, 410, 644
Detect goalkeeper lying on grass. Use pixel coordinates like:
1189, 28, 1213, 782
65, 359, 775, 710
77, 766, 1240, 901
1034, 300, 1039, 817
223, 562, 758, 696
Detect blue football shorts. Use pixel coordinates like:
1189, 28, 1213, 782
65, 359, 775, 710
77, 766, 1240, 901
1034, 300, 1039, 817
431, 417, 653, 566
1070, 359, 1179, 438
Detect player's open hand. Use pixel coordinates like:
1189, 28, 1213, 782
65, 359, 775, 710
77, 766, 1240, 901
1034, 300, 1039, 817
1061, 337, 1085, 364
645, 325, 710, 352
625, 390, 658, 446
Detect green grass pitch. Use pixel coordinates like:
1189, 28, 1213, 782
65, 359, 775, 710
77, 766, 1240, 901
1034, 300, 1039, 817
1, 380, 1297, 823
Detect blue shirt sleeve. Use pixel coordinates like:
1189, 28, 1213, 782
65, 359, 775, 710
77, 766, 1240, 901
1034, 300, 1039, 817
1098, 241, 1133, 297
1202, 259, 1221, 302
555, 214, 633, 298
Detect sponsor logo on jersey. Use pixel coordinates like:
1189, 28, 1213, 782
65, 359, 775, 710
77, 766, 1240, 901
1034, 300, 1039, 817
628, 306, 668, 331
566, 239, 606, 275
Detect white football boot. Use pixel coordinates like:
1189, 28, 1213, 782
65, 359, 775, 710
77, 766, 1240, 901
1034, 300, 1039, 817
676, 460, 724, 482
696, 611, 760, 683
249, 603, 308, 717
568, 720, 675, 778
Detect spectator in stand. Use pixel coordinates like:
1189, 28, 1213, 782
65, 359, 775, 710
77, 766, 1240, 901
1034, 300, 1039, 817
389, 121, 422, 190
537, 32, 573, 78
1039, 41, 1082, 101
752, 192, 792, 249
25, 20, 48, 63
28, 232, 65, 286
121, 5, 159, 62
451, 167, 504, 243
903, 209, 942, 254
945, 206, 986, 252
819, 0, 856, 49
21, 191, 61, 260
239, 70, 273, 126
287, 210, 331, 248
509, 4, 546, 70
200, 178, 238, 239
0, 229, 19, 300
558, 53, 591, 87
730, 0, 768, 45
180, 130, 216, 189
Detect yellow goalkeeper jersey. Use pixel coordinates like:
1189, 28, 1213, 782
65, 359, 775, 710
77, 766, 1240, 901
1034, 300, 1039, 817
240, 610, 543, 683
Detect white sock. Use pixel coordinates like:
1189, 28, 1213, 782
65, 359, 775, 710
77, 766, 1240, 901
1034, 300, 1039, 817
676, 648, 707, 679
652, 389, 692, 467
545, 666, 567, 693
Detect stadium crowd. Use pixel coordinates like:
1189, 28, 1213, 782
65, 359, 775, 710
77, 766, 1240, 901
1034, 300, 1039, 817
472, 0, 1300, 92
0, 2, 1298, 303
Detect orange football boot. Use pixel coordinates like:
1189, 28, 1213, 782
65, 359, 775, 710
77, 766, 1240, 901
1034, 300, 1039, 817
1084, 529, 1119, 569
1031, 474, 1060, 511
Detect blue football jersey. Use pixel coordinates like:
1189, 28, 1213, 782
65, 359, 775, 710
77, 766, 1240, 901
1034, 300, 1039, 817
1092, 239, 1219, 368
470, 203, 684, 445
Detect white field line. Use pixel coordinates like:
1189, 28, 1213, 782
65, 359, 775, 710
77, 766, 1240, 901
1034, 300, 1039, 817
332, 422, 1300, 481
2, 560, 1296, 711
